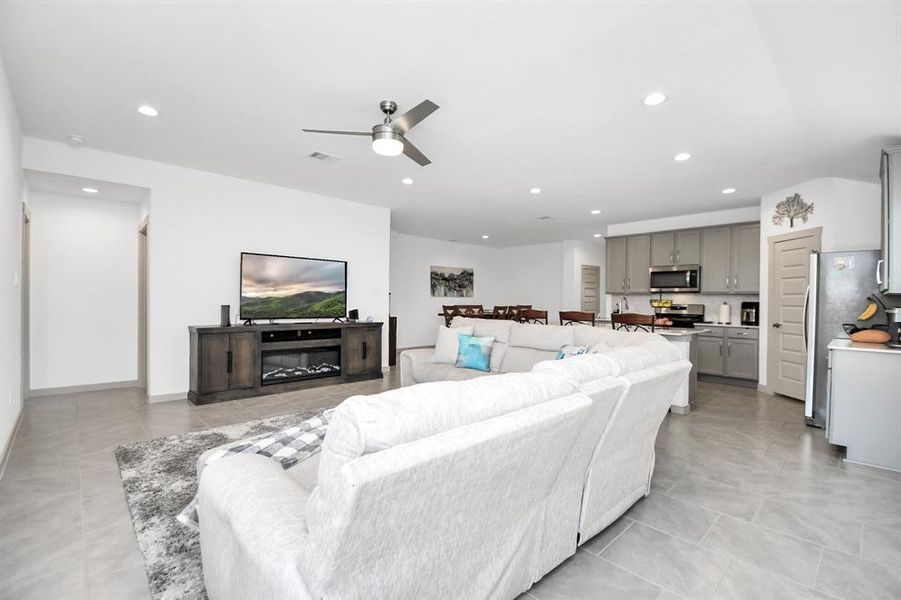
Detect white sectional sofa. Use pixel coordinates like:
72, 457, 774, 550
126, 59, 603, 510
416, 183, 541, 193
198, 323, 690, 600
399, 317, 668, 386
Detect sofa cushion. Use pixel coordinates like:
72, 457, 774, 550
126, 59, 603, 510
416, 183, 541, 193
412, 362, 493, 384
456, 334, 495, 372
452, 318, 514, 372
430, 325, 474, 364
317, 371, 576, 486
500, 347, 559, 373
532, 353, 619, 384
573, 324, 665, 348
509, 322, 574, 351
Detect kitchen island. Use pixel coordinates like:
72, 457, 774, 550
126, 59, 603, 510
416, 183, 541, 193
826, 339, 901, 472
657, 327, 710, 414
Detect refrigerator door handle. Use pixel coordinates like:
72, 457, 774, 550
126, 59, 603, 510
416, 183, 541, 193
802, 285, 810, 349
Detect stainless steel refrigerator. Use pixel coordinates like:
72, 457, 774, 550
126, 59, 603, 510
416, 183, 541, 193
804, 250, 893, 428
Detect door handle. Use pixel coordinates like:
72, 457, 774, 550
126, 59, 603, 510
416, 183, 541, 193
733, 276, 738, 288
670, 251, 674, 264
676, 250, 680, 263
227, 350, 233, 373
718, 343, 723, 355
362, 341, 367, 361
727, 342, 732, 356
802, 285, 810, 350
876, 259, 884, 286
725, 276, 729, 289
773, 322, 782, 328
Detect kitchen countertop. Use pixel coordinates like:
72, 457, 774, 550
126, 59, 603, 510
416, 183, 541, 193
698, 322, 759, 329
828, 338, 901, 355
658, 328, 711, 337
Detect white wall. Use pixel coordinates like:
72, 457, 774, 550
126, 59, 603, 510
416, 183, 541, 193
390, 233, 603, 349
23, 138, 391, 401
0, 55, 24, 456
606, 206, 760, 237
28, 192, 140, 390
758, 177, 882, 387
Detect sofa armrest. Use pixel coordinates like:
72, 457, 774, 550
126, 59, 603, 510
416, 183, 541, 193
399, 347, 434, 387
199, 454, 315, 600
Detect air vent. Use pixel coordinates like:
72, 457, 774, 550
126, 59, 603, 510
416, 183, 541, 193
308, 151, 339, 162
537, 215, 552, 221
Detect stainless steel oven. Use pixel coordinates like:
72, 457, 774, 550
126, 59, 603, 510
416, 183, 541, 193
649, 265, 701, 293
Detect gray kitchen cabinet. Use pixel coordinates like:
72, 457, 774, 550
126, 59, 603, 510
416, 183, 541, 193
626, 235, 651, 293
675, 230, 701, 265
651, 232, 676, 266
724, 337, 759, 379
730, 223, 760, 293
701, 228, 732, 293
697, 334, 725, 375
606, 237, 627, 294
650, 229, 701, 266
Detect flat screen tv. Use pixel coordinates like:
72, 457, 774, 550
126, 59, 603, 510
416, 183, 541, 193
240, 252, 347, 320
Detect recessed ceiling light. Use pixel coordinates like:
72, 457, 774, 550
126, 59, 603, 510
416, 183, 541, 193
643, 92, 667, 106
590, 209, 601, 215
529, 187, 541, 194
402, 177, 414, 185
721, 188, 736, 194
481, 234, 490, 239
137, 105, 159, 117
674, 152, 692, 162
82, 187, 99, 194
593, 233, 602, 238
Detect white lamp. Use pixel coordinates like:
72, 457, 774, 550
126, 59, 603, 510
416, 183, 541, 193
372, 126, 404, 156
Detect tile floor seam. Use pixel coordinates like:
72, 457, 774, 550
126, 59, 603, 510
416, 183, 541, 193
585, 517, 634, 555
595, 554, 678, 598
697, 513, 721, 545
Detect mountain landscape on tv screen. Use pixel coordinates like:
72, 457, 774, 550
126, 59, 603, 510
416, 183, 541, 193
241, 290, 346, 318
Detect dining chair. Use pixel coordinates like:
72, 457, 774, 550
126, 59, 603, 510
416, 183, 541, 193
559, 310, 596, 326
491, 305, 509, 320
521, 309, 548, 325
610, 312, 656, 332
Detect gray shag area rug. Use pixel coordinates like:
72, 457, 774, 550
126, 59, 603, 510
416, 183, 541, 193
114, 405, 333, 600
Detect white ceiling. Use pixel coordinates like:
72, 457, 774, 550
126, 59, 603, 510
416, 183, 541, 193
25, 170, 149, 204
2, 1, 899, 247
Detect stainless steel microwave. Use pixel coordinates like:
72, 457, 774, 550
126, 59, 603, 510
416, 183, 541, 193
649, 265, 701, 293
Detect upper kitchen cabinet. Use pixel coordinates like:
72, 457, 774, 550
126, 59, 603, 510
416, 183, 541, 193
880, 146, 901, 294
605, 235, 650, 294
730, 223, 760, 293
701, 228, 732, 293
701, 224, 759, 294
606, 237, 628, 294
627, 235, 651, 293
650, 230, 701, 266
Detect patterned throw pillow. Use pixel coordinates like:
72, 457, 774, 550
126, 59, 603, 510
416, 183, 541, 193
456, 334, 495, 372
556, 344, 589, 360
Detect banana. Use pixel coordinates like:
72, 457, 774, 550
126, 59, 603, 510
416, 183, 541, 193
858, 301, 878, 321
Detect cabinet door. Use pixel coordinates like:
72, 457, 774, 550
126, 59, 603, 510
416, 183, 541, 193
606, 238, 627, 294
724, 338, 759, 380
701, 228, 732, 293
344, 327, 382, 376
626, 235, 651, 292
730, 224, 760, 293
229, 332, 257, 389
650, 232, 675, 266
697, 336, 724, 375
200, 334, 230, 394
675, 230, 701, 265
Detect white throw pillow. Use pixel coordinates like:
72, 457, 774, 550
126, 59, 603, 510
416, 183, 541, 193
556, 344, 589, 360
430, 325, 474, 364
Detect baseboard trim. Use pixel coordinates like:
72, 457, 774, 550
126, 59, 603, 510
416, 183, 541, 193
670, 405, 691, 415
149, 392, 187, 404
29, 379, 138, 397
757, 384, 771, 394
697, 374, 758, 389
0, 409, 24, 481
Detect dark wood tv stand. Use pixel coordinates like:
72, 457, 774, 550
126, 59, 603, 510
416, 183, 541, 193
188, 322, 383, 405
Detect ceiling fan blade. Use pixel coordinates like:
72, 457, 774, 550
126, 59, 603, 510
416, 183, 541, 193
301, 129, 371, 136
402, 138, 431, 166
389, 100, 439, 134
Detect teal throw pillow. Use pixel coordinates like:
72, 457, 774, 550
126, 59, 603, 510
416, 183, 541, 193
456, 334, 495, 372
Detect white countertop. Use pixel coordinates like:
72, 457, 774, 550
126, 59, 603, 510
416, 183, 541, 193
658, 328, 711, 337
698, 322, 759, 329
828, 338, 901, 355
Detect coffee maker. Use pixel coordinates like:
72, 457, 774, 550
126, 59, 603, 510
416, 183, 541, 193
740, 301, 759, 326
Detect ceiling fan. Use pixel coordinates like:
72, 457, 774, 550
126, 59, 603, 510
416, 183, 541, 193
302, 99, 439, 166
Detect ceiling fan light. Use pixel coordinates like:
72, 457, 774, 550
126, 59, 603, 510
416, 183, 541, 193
372, 128, 404, 157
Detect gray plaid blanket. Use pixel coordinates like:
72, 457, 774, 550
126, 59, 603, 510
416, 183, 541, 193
177, 410, 332, 530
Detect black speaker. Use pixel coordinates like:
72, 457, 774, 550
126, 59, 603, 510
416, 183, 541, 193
220, 305, 231, 327
348, 309, 359, 322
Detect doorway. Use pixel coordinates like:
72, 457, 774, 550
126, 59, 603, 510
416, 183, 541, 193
580, 265, 601, 313
138, 218, 148, 390
767, 227, 821, 400
21, 203, 30, 398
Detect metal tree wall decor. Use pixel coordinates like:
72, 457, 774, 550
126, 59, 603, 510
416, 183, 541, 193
772, 193, 814, 228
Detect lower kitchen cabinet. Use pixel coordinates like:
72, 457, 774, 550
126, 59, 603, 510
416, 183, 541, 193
697, 327, 759, 381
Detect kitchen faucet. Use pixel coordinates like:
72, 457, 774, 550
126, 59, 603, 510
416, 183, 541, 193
617, 296, 630, 313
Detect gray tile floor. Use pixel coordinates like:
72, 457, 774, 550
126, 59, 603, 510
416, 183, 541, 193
1, 376, 899, 599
